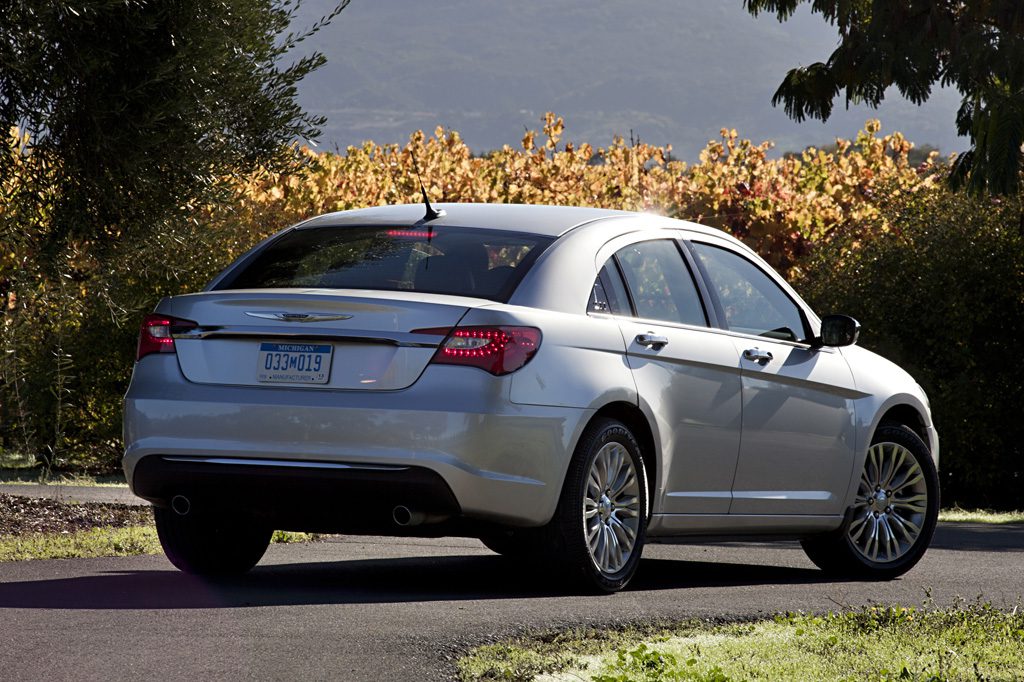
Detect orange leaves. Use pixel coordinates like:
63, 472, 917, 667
675, 119, 943, 272
213, 114, 941, 277
542, 112, 565, 150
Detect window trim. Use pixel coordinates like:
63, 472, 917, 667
608, 258, 637, 317
676, 239, 721, 329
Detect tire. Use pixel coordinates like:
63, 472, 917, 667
548, 417, 649, 593
802, 424, 939, 579
153, 506, 272, 577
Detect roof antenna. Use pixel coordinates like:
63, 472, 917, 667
410, 151, 445, 222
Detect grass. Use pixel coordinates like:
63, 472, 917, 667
0, 526, 161, 561
938, 508, 1024, 524
0, 526, 319, 562
271, 530, 319, 544
0, 450, 37, 469
0, 449, 127, 485
459, 605, 1024, 681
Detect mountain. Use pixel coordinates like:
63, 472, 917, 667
290, 0, 964, 162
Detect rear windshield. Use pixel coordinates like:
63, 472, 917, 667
217, 225, 554, 302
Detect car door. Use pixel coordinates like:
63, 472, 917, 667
594, 238, 743, 515
688, 239, 859, 516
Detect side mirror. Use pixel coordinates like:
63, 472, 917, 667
818, 314, 861, 347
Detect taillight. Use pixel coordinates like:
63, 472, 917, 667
137, 314, 198, 361
415, 326, 542, 376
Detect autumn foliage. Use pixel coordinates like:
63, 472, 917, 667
225, 114, 940, 276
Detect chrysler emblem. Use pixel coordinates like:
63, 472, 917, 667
245, 311, 353, 323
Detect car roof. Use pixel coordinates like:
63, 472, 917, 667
300, 203, 652, 238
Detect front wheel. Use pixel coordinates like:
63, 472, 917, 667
550, 418, 649, 593
154, 506, 272, 577
802, 424, 939, 579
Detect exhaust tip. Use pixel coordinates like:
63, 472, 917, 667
392, 506, 449, 527
171, 495, 191, 516
392, 505, 413, 526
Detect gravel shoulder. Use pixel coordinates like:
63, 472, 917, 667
0, 493, 151, 536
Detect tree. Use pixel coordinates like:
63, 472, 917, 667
0, 0, 348, 258
743, 1, 1024, 194
0, 0, 347, 473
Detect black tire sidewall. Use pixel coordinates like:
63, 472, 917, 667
153, 506, 271, 576
555, 418, 649, 593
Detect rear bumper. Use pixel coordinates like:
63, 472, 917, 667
132, 455, 462, 534
123, 354, 592, 526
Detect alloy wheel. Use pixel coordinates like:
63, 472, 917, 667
583, 441, 642, 574
847, 441, 929, 563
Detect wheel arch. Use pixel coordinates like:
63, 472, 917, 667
877, 403, 929, 446
841, 395, 937, 512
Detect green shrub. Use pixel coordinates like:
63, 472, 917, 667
0, 214, 273, 474
800, 187, 1024, 509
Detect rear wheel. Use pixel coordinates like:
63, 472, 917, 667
802, 424, 939, 579
153, 506, 272, 576
549, 418, 648, 593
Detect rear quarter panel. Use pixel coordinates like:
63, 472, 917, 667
457, 304, 638, 505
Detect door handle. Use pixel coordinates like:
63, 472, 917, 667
635, 333, 669, 350
743, 347, 774, 363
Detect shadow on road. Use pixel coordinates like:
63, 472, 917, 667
0, 554, 835, 610
0, 523, 1015, 611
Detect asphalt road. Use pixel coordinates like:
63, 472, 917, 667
0, 523, 1021, 681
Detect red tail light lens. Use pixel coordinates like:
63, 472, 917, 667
137, 314, 198, 361
415, 326, 542, 376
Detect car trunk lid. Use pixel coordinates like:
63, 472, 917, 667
156, 289, 477, 390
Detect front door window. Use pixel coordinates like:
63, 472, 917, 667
691, 242, 807, 342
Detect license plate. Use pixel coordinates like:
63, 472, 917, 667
257, 343, 332, 384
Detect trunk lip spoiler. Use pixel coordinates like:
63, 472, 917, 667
171, 326, 442, 348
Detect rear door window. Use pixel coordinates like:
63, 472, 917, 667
219, 226, 553, 302
614, 240, 707, 326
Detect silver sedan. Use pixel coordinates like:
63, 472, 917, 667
123, 203, 940, 592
